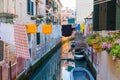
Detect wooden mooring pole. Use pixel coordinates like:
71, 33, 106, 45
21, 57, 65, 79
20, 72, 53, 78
9, 61, 12, 80
0, 66, 2, 80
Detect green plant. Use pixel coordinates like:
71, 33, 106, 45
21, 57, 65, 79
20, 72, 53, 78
110, 45, 120, 59
92, 34, 103, 48
85, 34, 97, 45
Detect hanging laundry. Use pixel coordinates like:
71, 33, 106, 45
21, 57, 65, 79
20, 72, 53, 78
80, 24, 85, 33
76, 24, 80, 31
26, 24, 37, 34
62, 25, 72, 37
14, 24, 30, 59
42, 24, 52, 34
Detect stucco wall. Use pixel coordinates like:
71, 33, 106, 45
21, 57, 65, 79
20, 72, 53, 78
0, 0, 15, 14
15, 0, 35, 24
76, 0, 93, 24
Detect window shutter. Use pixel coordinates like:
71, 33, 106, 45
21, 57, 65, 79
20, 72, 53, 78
31, 1, 34, 15
27, 0, 34, 15
37, 33, 40, 44
106, 0, 116, 30
27, 0, 31, 14
93, 4, 99, 31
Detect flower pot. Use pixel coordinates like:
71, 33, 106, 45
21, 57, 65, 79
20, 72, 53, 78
93, 44, 99, 49
88, 43, 93, 47
94, 48, 100, 53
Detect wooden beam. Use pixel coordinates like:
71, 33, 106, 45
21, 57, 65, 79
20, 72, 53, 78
0, 66, 2, 80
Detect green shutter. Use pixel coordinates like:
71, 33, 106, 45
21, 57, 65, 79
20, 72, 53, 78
93, 4, 99, 31
27, 0, 31, 14
31, 1, 34, 15
116, 1, 120, 30
27, 0, 34, 15
99, 3, 107, 30
107, 0, 116, 30
37, 33, 40, 44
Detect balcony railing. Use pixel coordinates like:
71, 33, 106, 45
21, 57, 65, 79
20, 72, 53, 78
0, 13, 18, 23
0, 13, 17, 18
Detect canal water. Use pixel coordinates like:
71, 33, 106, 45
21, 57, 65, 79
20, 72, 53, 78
29, 42, 95, 80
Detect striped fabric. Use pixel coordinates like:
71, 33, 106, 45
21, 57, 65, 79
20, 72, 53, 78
14, 24, 30, 59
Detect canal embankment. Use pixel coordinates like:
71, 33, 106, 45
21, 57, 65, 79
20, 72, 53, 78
18, 37, 74, 80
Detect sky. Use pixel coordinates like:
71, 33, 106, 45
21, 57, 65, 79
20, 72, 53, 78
60, 0, 93, 23
60, 0, 76, 10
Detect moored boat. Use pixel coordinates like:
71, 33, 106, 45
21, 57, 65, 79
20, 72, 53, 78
70, 67, 94, 80
74, 48, 86, 60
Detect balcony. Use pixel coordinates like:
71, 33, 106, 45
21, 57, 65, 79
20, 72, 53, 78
0, 13, 17, 18
0, 13, 18, 23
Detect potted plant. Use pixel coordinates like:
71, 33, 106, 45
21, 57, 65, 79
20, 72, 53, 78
92, 37, 101, 53
85, 34, 96, 46
101, 36, 114, 52
110, 44, 120, 61
85, 33, 98, 46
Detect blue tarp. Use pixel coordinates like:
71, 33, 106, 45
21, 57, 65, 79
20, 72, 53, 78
76, 24, 80, 31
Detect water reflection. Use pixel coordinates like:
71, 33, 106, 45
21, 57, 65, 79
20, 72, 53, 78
29, 49, 61, 80
29, 41, 94, 80
60, 41, 94, 80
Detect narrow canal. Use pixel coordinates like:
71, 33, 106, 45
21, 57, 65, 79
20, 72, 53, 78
28, 41, 95, 80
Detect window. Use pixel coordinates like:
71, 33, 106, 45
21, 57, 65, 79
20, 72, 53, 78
27, 0, 30, 14
27, 0, 34, 15
31, 1, 34, 15
36, 33, 40, 45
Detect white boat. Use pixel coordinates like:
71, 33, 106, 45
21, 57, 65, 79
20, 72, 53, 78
74, 49, 85, 60
70, 67, 94, 80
